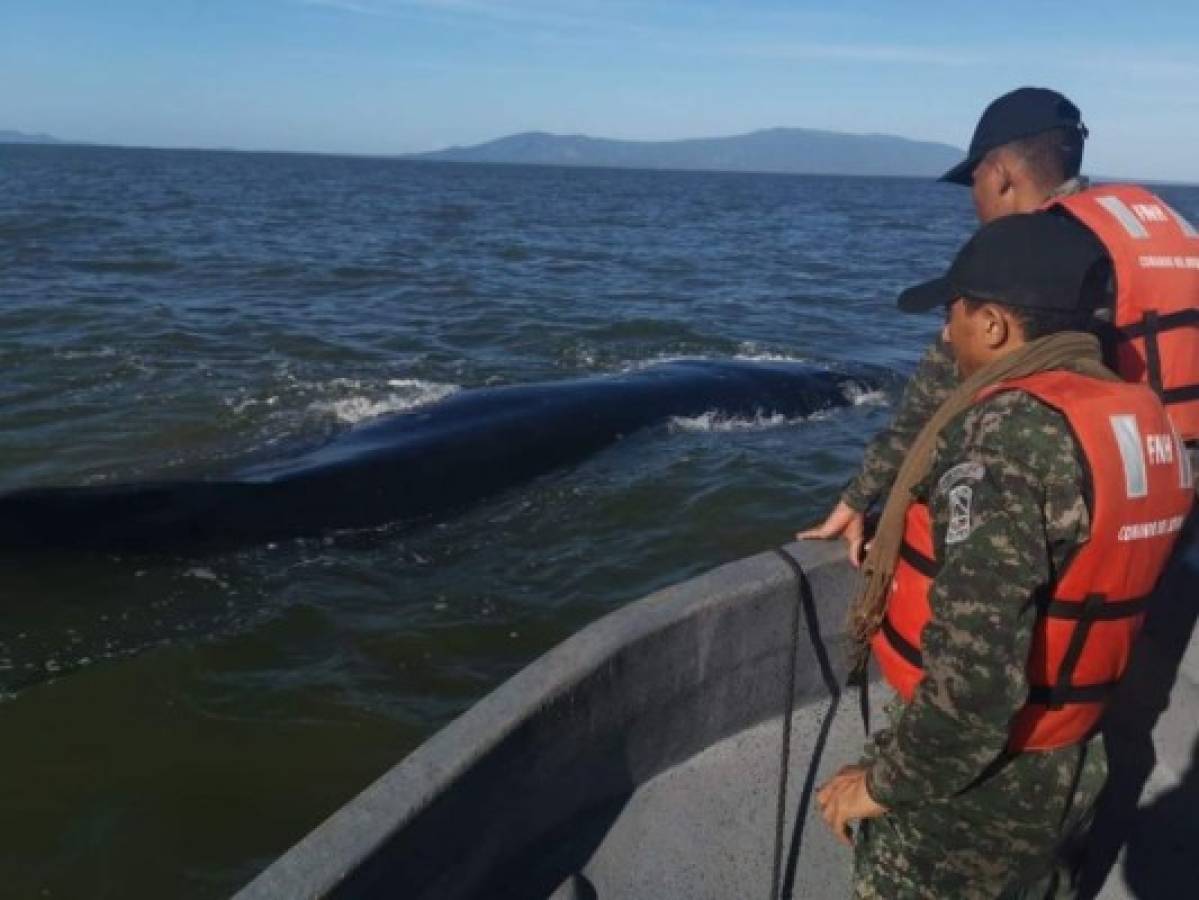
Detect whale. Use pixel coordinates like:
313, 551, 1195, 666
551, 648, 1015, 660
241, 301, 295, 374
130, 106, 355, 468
0, 359, 886, 553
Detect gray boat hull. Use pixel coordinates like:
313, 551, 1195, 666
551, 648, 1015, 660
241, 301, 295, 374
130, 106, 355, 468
236, 530, 1199, 899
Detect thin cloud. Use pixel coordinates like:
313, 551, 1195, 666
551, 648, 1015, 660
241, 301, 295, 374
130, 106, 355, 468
300, 0, 387, 14
296, 0, 847, 44
298, 0, 645, 31
1065, 53, 1199, 81
297, 2, 984, 68
699, 40, 987, 67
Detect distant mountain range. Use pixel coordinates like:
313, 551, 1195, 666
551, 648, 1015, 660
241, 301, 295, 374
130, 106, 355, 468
0, 129, 65, 145
412, 128, 964, 177
1, 125, 965, 178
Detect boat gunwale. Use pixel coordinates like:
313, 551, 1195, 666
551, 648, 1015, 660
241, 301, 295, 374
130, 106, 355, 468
235, 539, 859, 899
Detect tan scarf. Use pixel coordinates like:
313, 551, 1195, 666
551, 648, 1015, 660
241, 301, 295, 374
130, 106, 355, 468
848, 331, 1119, 661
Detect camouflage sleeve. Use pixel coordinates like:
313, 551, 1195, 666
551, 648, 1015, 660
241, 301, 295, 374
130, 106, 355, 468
842, 336, 958, 512
864, 393, 1089, 808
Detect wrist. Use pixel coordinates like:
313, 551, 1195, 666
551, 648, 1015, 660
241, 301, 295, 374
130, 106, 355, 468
863, 762, 900, 811
840, 486, 871, 514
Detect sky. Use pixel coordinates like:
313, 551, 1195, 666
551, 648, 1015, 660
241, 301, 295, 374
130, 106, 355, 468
3, 0, 1199, 182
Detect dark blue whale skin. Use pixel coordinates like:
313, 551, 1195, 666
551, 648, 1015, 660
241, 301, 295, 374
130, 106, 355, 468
0, 360, 885, 553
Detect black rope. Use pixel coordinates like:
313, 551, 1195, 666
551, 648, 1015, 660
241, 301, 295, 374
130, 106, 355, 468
854, 666, 871, 737
769, 548, 805, 900
771, 548, 845, 900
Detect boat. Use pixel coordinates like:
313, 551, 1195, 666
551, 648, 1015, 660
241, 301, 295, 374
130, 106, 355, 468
234, 528, 1199, 899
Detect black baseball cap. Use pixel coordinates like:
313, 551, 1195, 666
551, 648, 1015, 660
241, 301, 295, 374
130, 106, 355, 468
940, 87, 1087, 185
897, 212, 1109, 313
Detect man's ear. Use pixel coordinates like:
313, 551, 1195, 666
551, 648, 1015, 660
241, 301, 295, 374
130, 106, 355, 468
990, 150, 1017, 197
981, 304, 1011, 349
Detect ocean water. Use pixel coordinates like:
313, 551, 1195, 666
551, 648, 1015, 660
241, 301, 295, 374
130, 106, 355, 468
2, 144, 1195, 898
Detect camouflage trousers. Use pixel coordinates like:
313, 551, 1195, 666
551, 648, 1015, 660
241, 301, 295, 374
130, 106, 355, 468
853, 701, 1108, 900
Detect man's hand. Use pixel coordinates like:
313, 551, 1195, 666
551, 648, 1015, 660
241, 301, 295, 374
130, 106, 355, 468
815, 765, 888, 846
797, 500, 868, 568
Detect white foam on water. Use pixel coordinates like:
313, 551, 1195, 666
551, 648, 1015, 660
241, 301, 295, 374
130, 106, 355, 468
669, 410, 808, 433
733, 346, 813, 364
618, 353, 714, 373
225, 374, 460, 426
226, 394, 280, 415
735, 341, 814, 364
57, 345, 118, 360
55, 344, 155, 376
558, 343, 600, 369
619, 350, 816, 374
841, 382, 890, 407
311, 378, 459, 424
183, 567, 220, 582
733, 352, 813, 363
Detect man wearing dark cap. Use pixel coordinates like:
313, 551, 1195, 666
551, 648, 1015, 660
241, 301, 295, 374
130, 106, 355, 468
801, 86, 1199, 559
815, 212, 1193, 898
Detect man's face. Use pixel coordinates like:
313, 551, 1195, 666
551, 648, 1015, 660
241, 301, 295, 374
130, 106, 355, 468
942, 298, 991, 377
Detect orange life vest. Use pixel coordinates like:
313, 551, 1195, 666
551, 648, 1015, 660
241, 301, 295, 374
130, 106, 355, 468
872, 371, 1194, 751
1047, 185, 1199, 441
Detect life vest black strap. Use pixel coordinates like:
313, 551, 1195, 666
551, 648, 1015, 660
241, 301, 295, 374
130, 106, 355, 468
883, 589, 1143, 709
1037, 594, 1148, 621
1027, 681, 1121, 706
1143, 311, 1166, 396
1161, 383, 1199, 406
1043, 593, 1107, 710
1117, 307, 1199, 340
898, 540, 940, 578
1117, 308, 1199, 405
881, 614, 924, 668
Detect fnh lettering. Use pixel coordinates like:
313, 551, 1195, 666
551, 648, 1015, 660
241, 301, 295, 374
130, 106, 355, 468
1146, 433, 1175, 465
1132, 203, 1169, 224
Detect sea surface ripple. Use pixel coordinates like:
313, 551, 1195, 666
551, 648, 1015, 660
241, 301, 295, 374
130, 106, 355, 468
2, 144, 1195, 898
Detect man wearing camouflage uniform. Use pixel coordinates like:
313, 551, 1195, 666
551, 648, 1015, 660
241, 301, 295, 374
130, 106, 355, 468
802, 87, 1199, 557
814, 213, 1193, 898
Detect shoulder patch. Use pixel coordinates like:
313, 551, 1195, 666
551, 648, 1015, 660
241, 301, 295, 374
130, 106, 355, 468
945, 484, 974, 545
937, 461, 986, 495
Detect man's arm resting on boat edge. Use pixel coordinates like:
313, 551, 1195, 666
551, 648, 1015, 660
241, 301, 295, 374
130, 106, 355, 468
800, 337, 957, 564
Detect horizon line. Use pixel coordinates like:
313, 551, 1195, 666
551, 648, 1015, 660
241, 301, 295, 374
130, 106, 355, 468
1, 132, 1193, 189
